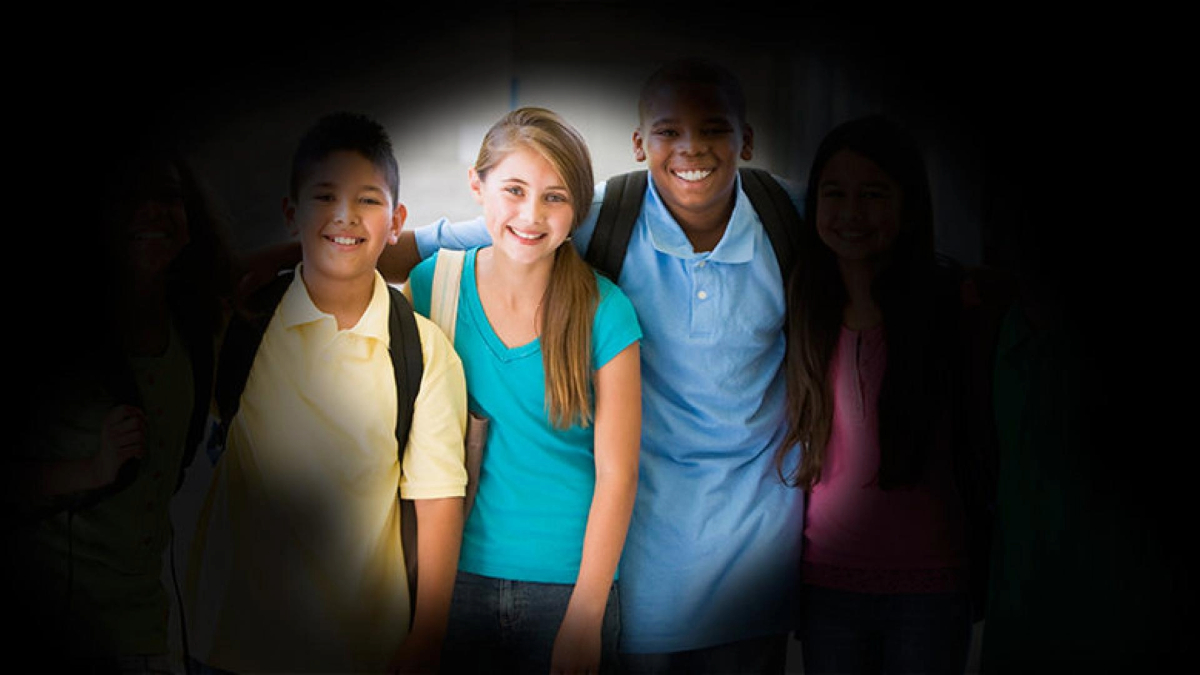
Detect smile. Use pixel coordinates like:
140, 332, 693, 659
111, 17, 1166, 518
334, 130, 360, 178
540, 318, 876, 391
672, 169, 714, 182
834, 230, 874, 241
508, 227, 546, 242
130, 231, 170, 241
325, 235, 365, 246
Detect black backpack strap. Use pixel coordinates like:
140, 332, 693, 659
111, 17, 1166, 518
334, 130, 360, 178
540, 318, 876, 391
386, 285, 424, 454
739, 167, 802, 284
585, 170, 648, 282
386, 284, 424, 614
213, 271, 294, 443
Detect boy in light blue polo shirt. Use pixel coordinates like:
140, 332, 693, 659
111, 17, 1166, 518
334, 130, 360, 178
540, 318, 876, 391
394, 58, 806, 672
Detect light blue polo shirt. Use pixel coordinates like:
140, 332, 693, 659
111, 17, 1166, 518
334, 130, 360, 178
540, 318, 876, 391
414, 172, 806, 654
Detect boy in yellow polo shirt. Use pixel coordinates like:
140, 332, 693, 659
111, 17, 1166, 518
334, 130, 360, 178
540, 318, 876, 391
186, 112, 468, 673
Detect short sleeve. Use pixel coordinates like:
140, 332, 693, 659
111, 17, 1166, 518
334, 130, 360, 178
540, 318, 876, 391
591, 275, 642, 371
399, 314, 468, 500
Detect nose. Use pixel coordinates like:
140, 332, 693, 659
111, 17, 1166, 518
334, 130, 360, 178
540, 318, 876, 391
839, 195, 866, 222
520, 196, 544, 224
333, 199, 355, 225
678, 129, 705, 155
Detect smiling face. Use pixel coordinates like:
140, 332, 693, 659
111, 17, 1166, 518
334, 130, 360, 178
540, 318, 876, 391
108, 159, 190, 279
814, 149, 903, 264
285, 149, 405, 288
472, 145, 575, 267
633, 82, 753, 231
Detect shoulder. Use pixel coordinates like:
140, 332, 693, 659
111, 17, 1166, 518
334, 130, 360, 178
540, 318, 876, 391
412, 312, 460, 368
741, 169, 805, 215
410, 249, 440, 287
591, 271, 642, 350
594, 271, 634, 313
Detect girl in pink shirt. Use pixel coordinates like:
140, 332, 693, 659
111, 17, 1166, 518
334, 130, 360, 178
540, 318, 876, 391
777, 115, 986, 674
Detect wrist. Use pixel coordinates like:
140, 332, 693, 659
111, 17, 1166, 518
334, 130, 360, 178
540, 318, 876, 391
562, 597, 607, 627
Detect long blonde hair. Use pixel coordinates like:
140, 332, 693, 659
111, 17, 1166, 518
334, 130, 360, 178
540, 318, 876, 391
475, 107, 598, 429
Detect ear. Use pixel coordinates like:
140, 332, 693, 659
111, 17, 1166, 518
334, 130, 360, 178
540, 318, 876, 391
282, 196, 298, 237
632, 129, 647, 163
388, 203, 407, 244
740, 123, 755, 161
468, 167, 484, 205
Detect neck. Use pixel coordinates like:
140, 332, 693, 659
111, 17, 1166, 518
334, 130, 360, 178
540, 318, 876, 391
478, 246, 554, 306
115, 274, 171, 356
300, 265, 375, 330
669, 189, 736, 254
839, 258, 883, 330
475, 246, 553, 347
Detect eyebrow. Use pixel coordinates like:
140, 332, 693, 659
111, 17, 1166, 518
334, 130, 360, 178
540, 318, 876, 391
310, 181, 387, 194
649, 116, 734, 126
819, 179, 895, 190
500, 177, 568, 191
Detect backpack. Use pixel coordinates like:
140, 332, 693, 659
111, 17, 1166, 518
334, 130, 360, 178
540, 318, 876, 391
584, 168, 803, 283
213, 269, 425, 602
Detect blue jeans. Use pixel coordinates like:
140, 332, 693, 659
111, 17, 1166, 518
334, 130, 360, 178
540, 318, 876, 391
619, 633, 789, 674
442, 571, 621, 674
798, 584, 972, 675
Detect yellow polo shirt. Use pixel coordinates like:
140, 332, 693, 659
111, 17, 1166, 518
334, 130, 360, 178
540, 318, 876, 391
186, 267, 467, 673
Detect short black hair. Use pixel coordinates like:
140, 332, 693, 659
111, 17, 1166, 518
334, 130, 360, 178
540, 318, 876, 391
289, 112, 400, 204
637, 57, 747, 127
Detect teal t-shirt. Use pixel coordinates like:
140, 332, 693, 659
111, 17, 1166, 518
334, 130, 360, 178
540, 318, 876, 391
409, 247, 642, 584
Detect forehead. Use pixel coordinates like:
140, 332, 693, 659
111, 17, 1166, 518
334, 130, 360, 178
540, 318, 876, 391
820, 149, 898, 186
301, 150, 390, 189
488, 146, 564, 183
640, 82, 741, 127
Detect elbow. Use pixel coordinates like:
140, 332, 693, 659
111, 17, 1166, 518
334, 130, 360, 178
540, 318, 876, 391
595, 461, 639, 503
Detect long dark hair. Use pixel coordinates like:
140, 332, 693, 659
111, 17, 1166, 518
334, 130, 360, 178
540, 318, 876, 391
101, 136, 234, 344
777, 114, 961, 490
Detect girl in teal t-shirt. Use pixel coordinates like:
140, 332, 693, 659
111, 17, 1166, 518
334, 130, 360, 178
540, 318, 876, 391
407, 107, 642, 674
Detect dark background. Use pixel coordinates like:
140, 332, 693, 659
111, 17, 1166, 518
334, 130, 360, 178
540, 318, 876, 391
10, 3, 1183, 671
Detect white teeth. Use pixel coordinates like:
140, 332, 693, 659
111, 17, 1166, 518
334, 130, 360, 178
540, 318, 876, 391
332, 236, 360, 245
674, 169, 713, 182
509, 228, 544, 241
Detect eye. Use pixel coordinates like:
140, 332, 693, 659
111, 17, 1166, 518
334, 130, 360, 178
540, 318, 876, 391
820, 188, 844, 199
545, 192, 569, 204
313, 193, 335, 202
702, 126, 733, 136
359, 196, 384, 206
504, 185, 525, 197
654, 128, 679, 138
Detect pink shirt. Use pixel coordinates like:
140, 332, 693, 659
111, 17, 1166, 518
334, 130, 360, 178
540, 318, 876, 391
801, 325, 968, 594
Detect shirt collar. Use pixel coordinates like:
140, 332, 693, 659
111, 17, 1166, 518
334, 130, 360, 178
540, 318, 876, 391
278, 264, 391, 344
643, 171, 757, 264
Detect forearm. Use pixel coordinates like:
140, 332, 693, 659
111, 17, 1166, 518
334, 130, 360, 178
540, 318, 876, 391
239, 240, 301, 275
6, 457, 102, 501
409, 497, 465, 639
566, 467, 638, 619
383, 216, 492, 286
566, 343, 641, 619
379, 231, 424, 284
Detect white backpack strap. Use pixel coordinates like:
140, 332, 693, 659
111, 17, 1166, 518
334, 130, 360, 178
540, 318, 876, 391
430, 249, 466, 344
